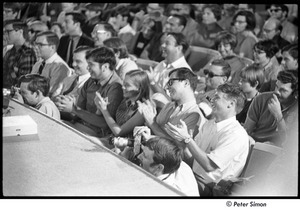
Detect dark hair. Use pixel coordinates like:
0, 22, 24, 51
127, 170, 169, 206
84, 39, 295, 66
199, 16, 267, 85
73, 45, 93, 54
169, 67, 197, 91
85, 3, 106, 12
18, 74, 50, 97
170, 14, 187, 28
110, 6, 134, 25
233, 10, 256, 31
217, 83, 246, 114
35, 31, 60, 49
65, 12, 86, 29
96, 22, 118, 37
103, 37, 129, 59
277, 69, 298, 97
239, 63, 265, 90
215, 31, 237, 49
282, 44, 298, 60
4, 2, 21, 14
203, 4, 222, 21
270, 4, 289, 18
51, 22, 65, 34
85, 46, 116, 71
166, 32, 189, 53
4, 19, 28, 39
124, 69, 150, 102
254, 40, 279, 59
211, 59, 232, 78
145, 137, 182, 174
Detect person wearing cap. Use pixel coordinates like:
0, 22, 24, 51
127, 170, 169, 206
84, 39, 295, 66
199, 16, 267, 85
82, 3, 106, 38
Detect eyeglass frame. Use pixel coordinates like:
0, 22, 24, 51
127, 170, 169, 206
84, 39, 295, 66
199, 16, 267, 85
91, 30, 107, 36
253, 48, 266, 55
29, 29, 42, 34
203, 69, 226, 78
166, 78, 185, 86
4, 29, 16, 35
269, 8, 282, 13
263, 28, 276, 34
234, 20, 247, 25
34, 42, 52, 47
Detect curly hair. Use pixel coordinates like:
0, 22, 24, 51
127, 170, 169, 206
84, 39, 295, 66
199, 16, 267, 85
277, 69, 298, 98
253, 40, 279, 59
85, 46, 116, 71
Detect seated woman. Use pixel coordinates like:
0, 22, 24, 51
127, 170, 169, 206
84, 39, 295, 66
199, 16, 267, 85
189, 4, 223, 49
232, 10, 258, 60
94, 69, 152, 139
103, 37, 138, 81
252, 40, 280, 92
237, 63, 265, 124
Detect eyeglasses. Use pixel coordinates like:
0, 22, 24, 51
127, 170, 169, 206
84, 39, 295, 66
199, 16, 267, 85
4, 9, 13, 14
34, 42, 52, 47
203, 69, 226, 78
235, 20, 246, 25
253, 49, 265, 54
29, 29, 42, 34
92, 30, 107, 35
263, 28, 275, 33
269, 8, 282, 13
4, 29, 16, 35
167, 78, 185, 86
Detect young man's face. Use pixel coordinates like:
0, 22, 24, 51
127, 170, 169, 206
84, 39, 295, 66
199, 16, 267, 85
4, 7, 18, 21
281, 51, 298, 70
138, 145, 159, 175
72, 51, 89, 76
4, 23, 19, 45
269, 5, 285, 20
87, 58, 104, 80
91, 24, 110, 46
274, 80, 294, 103
205, 65, 227, 90
20, 82, 38, 106
211, 90, 232, 117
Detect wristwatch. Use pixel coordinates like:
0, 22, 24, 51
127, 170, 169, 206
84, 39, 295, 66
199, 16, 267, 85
184, 136, 193, 144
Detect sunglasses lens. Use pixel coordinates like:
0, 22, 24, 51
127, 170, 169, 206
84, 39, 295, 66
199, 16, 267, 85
204, 69, 209, 75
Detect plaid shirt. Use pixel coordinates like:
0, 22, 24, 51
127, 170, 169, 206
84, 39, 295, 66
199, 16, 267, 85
3, 43, 37, 88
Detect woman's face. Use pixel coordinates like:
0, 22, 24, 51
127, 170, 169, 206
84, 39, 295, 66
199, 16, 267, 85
218, 41, 233, 58
122, 75, 139, 99
253, 47, 268, 65
202, 8, 217, 25
234, 15, 247, 33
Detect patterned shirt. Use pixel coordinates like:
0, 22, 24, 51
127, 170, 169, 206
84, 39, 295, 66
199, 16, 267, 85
3, 43, 37, 88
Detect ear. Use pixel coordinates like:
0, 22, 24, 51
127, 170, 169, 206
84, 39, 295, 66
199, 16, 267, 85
176, 44, 183, 53
154, 164, 164, 176
115, 51, 120, 59
184, 79, 190, 87
101, 63, 110, 72
253, 80, 259, 89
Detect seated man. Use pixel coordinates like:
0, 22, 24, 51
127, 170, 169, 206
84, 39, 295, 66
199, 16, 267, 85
195, 59, 231, 118
281, 44, 298, 71
62, 47, 124, 144
244, 70, 298, 146
13, 74, 60, 120
118, 136, 200, 196
52, 46, 91, 120
165, 83, 249, 196
31, 31, 71, 98
138, 67, 205, 165
148, 32, 191, 98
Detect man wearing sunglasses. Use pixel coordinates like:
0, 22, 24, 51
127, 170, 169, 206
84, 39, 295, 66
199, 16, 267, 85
267, 4, 297, 43
195, 59, 231, 118
3, 19, 37, 89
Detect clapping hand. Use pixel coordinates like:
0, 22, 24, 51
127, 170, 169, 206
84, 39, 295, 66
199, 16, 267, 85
165, 119, 193, 142
55, 95, 75, 112
94, 91, 109, 111
133, 126, 152, 141
137, 99, 156, 126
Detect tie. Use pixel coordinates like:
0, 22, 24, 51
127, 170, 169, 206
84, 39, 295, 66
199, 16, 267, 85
63, 76, 79, 95
38, 60, 46, 75
66, 37, 74, 67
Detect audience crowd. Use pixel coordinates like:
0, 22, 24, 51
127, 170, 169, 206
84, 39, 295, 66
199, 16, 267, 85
3, 3, 298, 197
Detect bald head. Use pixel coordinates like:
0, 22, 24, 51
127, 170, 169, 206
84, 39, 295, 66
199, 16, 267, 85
263, 18, 281, 40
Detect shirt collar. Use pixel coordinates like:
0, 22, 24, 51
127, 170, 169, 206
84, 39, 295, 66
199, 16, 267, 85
170, 100, 197, 112
163, 56, 186, 69
45, 52, 59, 63
214, 116, 237, 132
78, 73, 90, 83
35, 97, 51, 109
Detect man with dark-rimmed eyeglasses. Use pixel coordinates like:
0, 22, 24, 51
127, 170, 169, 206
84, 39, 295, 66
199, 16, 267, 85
3, 19, 37, 89
138, 67, 205, 166
195, 59, 231, 119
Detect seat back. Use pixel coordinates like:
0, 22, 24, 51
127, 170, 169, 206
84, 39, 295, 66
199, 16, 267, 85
135, 58, 159, 71
185, 46, 220, 73
241, 142, 283, 179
